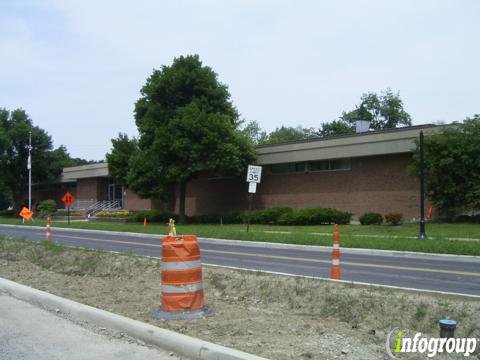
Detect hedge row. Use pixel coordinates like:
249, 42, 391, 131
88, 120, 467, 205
125, 207, 352, 225
127, 210, 176, 223
359, 212, 404, 226
451, 214, 480, 224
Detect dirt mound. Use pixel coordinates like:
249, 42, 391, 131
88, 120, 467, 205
1, 237, 479, 359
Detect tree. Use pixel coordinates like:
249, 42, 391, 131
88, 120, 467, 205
341, 89, 412, 130
110, 55, 256, 222
318, 120, 354, 137
410, 115, 480, 218
106, 133, 139, 186
239, 120, 268, 145
320, 89, 412, 137
259, 126, 317, 145
0, 108, 83, 210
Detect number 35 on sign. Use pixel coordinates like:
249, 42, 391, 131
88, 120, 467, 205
246, 165, 262, 183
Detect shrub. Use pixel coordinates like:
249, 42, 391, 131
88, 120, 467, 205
56, 210, 83, 217
278, 208, 352, 225
37, 199, 57, 218
96, 210, 131, 218
451, 214, 480, 224
187, 211, 244, 224
245, 207, 293, 224
384, 212, 403, 226
0, 209, 14, 217
359, 212, 383, 225
127, 210, 176, 223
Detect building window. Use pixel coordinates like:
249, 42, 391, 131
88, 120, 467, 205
308, 158, 351, 172
266, 159, 350, 174
268, 162, 306, 174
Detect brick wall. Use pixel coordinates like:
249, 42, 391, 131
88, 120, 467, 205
123, 190, 152, 211
181, 153, 422, 220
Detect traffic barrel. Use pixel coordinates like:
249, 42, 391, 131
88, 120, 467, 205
152, 235, 214, 320
330, 224, 341, 280
45, 216, 51, 242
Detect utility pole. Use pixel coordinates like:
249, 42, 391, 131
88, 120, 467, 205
27, 131, 33, 211
419, 130, 427, 240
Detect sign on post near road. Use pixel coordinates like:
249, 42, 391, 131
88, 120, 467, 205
61, 192, 76, 207
19, 207, 33, 221
246, 165, 262, 232
246, 165, 262, 183
61, 192, 76, 224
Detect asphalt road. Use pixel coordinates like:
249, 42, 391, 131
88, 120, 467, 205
0, 225, 479, 297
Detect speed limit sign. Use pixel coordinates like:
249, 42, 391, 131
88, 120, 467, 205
246, 165, 262, 183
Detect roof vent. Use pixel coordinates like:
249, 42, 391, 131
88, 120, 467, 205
355, 120, 370, 134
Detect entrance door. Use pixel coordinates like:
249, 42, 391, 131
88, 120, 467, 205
108, 183, 123, 208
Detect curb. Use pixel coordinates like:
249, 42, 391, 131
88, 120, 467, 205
0, 224, 478, 262
0, 277, 268, 360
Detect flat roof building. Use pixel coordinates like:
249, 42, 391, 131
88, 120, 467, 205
33, 124, 442, 220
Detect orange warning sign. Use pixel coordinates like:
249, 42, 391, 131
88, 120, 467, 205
19, 207, 33, 221
61, 192, 76, 207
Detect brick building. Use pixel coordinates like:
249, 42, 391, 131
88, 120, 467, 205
35, 124, 440, 220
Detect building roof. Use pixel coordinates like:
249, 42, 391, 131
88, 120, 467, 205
61, 162, 109, 183
256, 124, 443, 165
60, 124, 446, 180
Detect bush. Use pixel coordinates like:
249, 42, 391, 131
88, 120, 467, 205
37, 199, 57, 218
96, 210, 131, 218
278, 208, 352, 225
384, 212, 403, 226
452, 214, 480, 224
127, 210, 176, 223
244, 207, 293, 224
0, 209, 14, 217
55, 210, 83, 217
187, 211, 244, 224
359, 212, 383, 225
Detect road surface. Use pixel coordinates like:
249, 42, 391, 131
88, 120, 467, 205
0, 293, 182, 360
0, 225, 479, 297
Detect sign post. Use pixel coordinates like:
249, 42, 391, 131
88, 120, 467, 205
19, 207, 33, 222
246, 165, 262, 232
61, 192, 76, 225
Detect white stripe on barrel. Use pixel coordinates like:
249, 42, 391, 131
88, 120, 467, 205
161, 260, 202, 271
332, 259, 340, 266
161, 283, 203, 294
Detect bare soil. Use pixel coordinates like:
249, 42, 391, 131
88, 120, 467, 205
0, 238, 479, 359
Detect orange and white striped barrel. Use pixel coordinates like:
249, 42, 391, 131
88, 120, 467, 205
330, 224, 341, 280
161, 235, 204, 312
45, 216, 51, 242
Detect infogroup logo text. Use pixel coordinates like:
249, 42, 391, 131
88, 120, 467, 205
386, 328, 478, 358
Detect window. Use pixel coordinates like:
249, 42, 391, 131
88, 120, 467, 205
309, 158, 350, 172
268, 162, 306, 174
266, 159, 350, 175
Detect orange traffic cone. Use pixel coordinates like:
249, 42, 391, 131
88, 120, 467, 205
45, 216, 51, 241
144, 217, 148, 227
330, 224, 341, 280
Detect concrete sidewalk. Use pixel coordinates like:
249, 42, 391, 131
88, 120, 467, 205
0, 294, 184, 360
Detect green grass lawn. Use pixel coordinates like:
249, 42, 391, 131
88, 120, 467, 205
0, 217, 479, 255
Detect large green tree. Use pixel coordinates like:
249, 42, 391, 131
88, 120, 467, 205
320, 88, 412, 136
0, 108, 83, 210
410, 115, 480, 218
106, 133, 139, 186
109, 55, 256, 222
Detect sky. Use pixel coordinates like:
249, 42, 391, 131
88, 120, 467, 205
1, 0, 479, 160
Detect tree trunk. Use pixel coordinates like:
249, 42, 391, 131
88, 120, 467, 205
178, 180, 187, 224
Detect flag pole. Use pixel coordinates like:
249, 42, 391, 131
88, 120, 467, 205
27, 131, 32, 211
